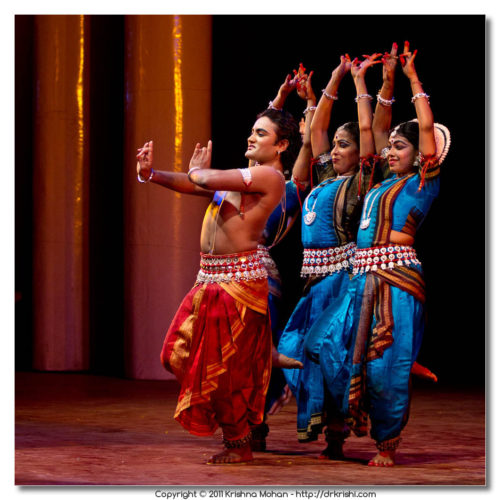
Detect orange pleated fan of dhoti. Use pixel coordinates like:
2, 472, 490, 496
160, 276, 272, 437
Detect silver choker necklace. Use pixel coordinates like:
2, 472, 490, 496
303, 175, 350, 226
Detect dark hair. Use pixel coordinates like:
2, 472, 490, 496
256, 108, 301, 175
335, 121, 360, 148
390, 121, 419, 150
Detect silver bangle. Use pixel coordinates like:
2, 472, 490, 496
376, 93, 395, 106
268, 101, 282, 111
137, 169, 154, 183
303, 106, 317, 115
187, 166, 201, 180
321, 89, 338, 101
354, 94, 373, 103
411, 92, 430, 104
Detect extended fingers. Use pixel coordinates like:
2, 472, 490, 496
362, 52, 382, 60
399, 49, 417, 66
361, 53, 383, 67
192, 143, 202, 157
205, 140, 213, 162
192, 140, 212, 167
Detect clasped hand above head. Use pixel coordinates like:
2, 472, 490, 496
398, 40, 419, 79
381, 42, 399, 81
295, 63, 315, 102
350, 53, 383, 79
330, 54, 352, 82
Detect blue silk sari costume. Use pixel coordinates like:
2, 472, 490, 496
262, 179, 307, 413
278, 154, 376, 442
308, 158, 440, 446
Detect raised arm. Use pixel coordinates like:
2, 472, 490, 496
292, 68, 316, 184
246, 71, 299, 168
268, 71, 300, 111
350, 53, 381, 157
136, 140, 213, 197
400, 42, 436, 157
372, 43, 398, 154
310, 55, 351, 157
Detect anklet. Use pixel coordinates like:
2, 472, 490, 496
223, 433, 252, 449
376, 436, 402, 451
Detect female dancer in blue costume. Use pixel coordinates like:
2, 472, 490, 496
310, 42, 451, 466
251, 67, 316, 450
278, 53, 383, 459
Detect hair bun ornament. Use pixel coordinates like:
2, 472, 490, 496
433, 122, 451, 165
411, 119, 451, 165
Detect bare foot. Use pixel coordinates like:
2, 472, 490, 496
272, 346, 303, 369
411, 361, 437, 382
206, 444, 253, 465
368, 450, 395, 467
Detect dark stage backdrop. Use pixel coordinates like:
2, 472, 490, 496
15, 15, 485, 385
15, 16, 126, 375
210, 14, 485, 386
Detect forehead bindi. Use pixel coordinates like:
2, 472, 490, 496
334, 129, 354, 142
389, 134, 411, 147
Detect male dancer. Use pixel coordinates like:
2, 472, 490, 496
136, 109, 300, 464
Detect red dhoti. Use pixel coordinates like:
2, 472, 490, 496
161, 250, 272, 444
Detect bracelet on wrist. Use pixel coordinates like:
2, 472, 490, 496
137, 169, 154, 183
376, 93, 395, 106
303, 106, 317, 115
354, 94, 373, 103
268, 101, 282, 111
321, 89, 338, 101
187, 166, 201, 180
411, 92, 430, 104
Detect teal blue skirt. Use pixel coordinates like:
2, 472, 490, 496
306, 271, 425, 443
277, 270, 351, 441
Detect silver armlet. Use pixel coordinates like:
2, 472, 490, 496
238, 167, 253, 187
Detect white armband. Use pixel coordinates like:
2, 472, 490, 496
238, 168, 253, 188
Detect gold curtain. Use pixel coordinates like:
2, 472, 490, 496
123, 15, 212, 379
32, 15, 90, 370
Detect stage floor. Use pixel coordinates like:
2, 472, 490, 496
15, 372, 485, 486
